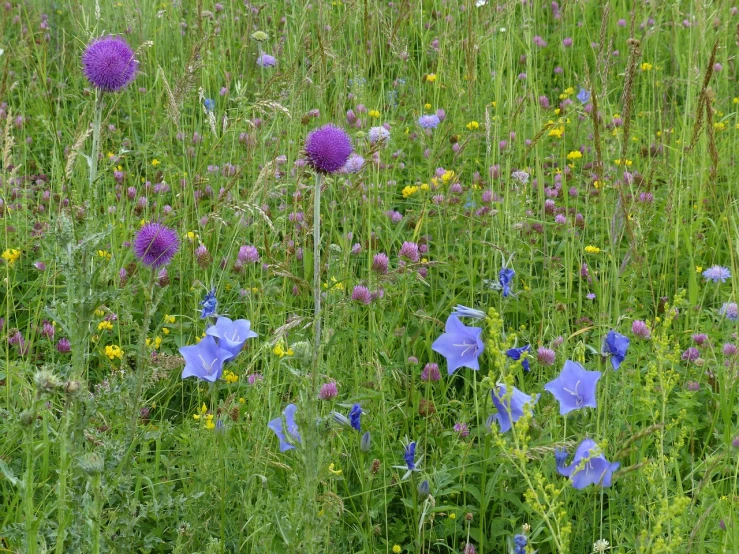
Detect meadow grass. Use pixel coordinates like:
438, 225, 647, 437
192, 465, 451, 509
1, 1, 738, 553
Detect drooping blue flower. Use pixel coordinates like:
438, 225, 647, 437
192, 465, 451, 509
602, 330, 630, 370
404, 441, 417, 470
490, 384, 539, 433
268, 404, 301, 452
499, 267, 515, 297
205, 316, 258, 356
702, 265, 731, 283
349, 403, 363, 432
431, 314, 485, 374
200, 288, 217, 319
506, 344, 531, 372
451, 305, 486, 319
576, 87, 591, 104
513, 534, 528, 554
555, 438, 620, 489
204, 98, 215, 112
544, 360, 602, 415
180, 335, 235, 382
360, 431, 371, 452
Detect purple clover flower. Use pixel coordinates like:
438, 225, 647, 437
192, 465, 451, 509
555, 439, 620, 489
268, 404, 301, 452
490, 384, 538, 433
431, 314, 485, 374
544, 360, 602, 415
133, 222, 179, 268
82, 36, 138, 92
305, 124, 353, 174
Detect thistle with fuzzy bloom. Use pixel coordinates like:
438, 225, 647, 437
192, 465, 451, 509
304, 124, 353, 174
82, 36, 138, 92
133, 223, 180, 268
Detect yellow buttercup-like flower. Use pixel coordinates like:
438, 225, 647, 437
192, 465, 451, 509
104, 345, 124, 360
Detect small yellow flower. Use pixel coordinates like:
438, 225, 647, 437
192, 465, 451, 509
423, 103, 432, 110
566, 150, 583, 161
441, 170, 455, 184
151, 159, 160, 166
695, 266, 702, 273
204, 419, 215, 430
98, 321, 114, 332
564, 86, 574, 95
162, 327, 170, 335
328, 463, 343, 475
733, 97, 739, 104
420, 183, 429, 191
273, 344, 289, 358
223, 370, 239, 384
368, 109, 380, 118
548, 126, 564, 138
714, 122, 726, 131
164, 314, 176, 324
97, 250, 112, 260
593, 180, 604, 190
425, 73, 437, 83
402, 185, 419, 198
449, 512, 456, 520
95, 309, 105, 317
585, 245, 601, 254
640, 62, 653, 71
104, 345, 124, 360
239, 397, 245, 404
186, 231, 198, 242
146, 336, 163, 350
490, 101, 496, 108
392, 546, 402, 554
465, 121, 480, 131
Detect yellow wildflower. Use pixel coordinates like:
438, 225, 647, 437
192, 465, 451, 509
420, 183, 429, 191
186, 231, 198, 242
97, 250, 111, 260
98, 321, 114, 332
465, 121, 480, 131
146, 336, 163, 350
104, 345, 124, 360
273, 343, 294, 358
548, 126, 564, 138
441, 170, 455, 184
328, 463, 343, 475
162, 327, 170, 335
695, 266, 702, 273
585, 245, 601, 254
151, 159, 161, 166
223, 370, 238, 384
368, 109, 380, 118
164, 314, 176, 324
392, 546, 402, 554
640, 62, 653, 71
425, 73, 437, 83
1, 248, 20, 267
402, 185, 419, 198
714, 122, 726, 131
424, 103, 432, 110
566, 150, 582, 161
449, 513, 456, 520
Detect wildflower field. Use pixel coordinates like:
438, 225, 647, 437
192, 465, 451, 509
2, 1, 739, 552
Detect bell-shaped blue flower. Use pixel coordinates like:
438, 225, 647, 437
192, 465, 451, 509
506, 344, 531, 372
499, 268, 515, 297
556, 438, 619, 489
602, 330, 629, 370
544, 360, 601, 415
268, 404, 301, 452
404, 441, 417, 470
349, 403, 363, 432
431, 314, 485, 375
206, 316, 258, 356
576, 87, 591, 104
490, 384, 539, 433
180, 335, 235, 382
199, 288, 217, 319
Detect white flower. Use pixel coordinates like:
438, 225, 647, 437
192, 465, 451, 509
368, 126, 391, 144
592, 539, 610, 553
475, 0, 488, 6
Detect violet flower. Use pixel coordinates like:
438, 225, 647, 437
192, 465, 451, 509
544, 360, 601, 415
431, 314, 485, 374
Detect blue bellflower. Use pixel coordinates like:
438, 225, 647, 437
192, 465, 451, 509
404, 441, 417, 470
204, 98, 215, 112
490, 384, 539, 433
576, 87, 591, 104
205, 316, 258, 356
499, 268, 515, 297
200, 288, 217, 319
180, 335, 235, 382
451, 304, 486, 319
602, 330, 630, 370
268, 404, 301, 452
506, 344, 531, 372
544, 360, 602, 415
556, 438, 620, 489
349, 403, 363, 432
431, 314, 485, 374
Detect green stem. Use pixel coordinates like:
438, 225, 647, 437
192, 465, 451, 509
24, 426, 37, 554
90, 92, 104, 204
91, 472, 101, 554
55, 404, 71, 554
311, 172, 322, 397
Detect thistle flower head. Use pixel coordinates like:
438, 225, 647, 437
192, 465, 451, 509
304, 124, 353, 174
133, 223, 179, 268
82, 36, 138, 92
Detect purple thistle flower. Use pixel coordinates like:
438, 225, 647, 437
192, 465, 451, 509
506, 345, 531, 371
703, 265, 731, 283
351, 285, 372, 304
602, 330, 629, 370
256, 53, 276, 67
431, 314, 484, 374
349, 403, 362, 432
420, 362, 441, 381
304, 124, 353, 174
82, 36, 138, 92
544, 360, 601, 415
537, 346, 556, 366
268, 404, 301, 452
555, 438, 620, 489
179, 335, 235, 382
490, 384, 538, 433
205, 316, 258, 357
133, 222, 179, 268
319, 382, 338, 400
631, 320, 651, 339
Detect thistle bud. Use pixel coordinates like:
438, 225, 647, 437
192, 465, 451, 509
33, 369, 61, 393
20, 409, 36, 426
63, 381, 81, 395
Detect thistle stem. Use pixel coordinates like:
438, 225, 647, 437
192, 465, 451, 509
90, 92, 104, 203
311, 172, 322, 397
